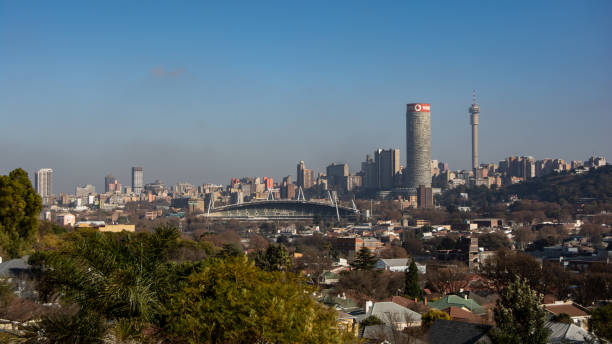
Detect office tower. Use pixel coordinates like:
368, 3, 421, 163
361, 155, 377, 189
35, 168, 53, 198
326, 163, 349, 190
469, 91, 480, 171
296, 161, 314, 189
131, 167, 144, 194
405, 103, 431, 189
104, 174, 117, 193
375, 148, 400, 189
417, 185, 433, 209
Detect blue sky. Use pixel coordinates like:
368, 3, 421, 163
1, 1, 610, 193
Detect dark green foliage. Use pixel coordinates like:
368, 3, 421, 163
30, 225, 196, 340
589, 304, 612, 342
360, 315, 383, 327
254, 243, 291, 271
478, 232, 511, 251
19, 310, 105, 344
216, 242, 243, 257
421, 309, 451, 330
350, 247, 377, 271
549, 313, 572, 324
0, 168, 43, 258
490, 278, 550, 344
404, 260, 422, 299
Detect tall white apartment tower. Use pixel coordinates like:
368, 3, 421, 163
35, 168, 53, 198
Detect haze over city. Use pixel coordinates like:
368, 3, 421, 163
1, 1, 610, 193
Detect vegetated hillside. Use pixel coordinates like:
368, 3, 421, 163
505, 165, 612, 204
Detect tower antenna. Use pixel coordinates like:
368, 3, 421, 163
472, 89, 477, 105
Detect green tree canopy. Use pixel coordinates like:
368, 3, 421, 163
490, 277, 550, 344
0, 168, 42, 258
24, 225, 194, 342
350, 247, 377, 271
404, 259, 423, 299
163, 256, 347, 343
254, 243, 291, 272
421, 309, 451, 330
589, 304, 612, 342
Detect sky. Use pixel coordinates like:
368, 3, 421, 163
1, 1, 610, 193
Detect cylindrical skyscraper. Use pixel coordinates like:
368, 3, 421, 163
469, 92, 480, 171
405, 103, 431, 189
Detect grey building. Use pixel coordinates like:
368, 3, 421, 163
131, 167, 144, 194
375, 148, 400, 190
326, 163, 349, 190
405, 103, 431, 189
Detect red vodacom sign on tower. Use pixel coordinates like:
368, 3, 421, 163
407, 103, 431, 112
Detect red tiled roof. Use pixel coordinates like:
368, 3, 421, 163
544, 304, 589, 317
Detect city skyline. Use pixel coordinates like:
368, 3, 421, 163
1, 1, 611, 193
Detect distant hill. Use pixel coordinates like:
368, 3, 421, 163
504, 165, 612, 204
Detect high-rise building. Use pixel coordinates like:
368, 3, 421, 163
326, 163, 349, 190
361, 154, 377, 189
469, 91, 480, 171
35, 168, 53, 198
417, 185, 433, 209
296, 161, 314, 190
131, 167, 144, 194
375, 148, 400, 190
405, 103, 431, 189
105, 174, 118, 193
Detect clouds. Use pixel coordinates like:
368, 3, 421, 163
150, 66, 187, 78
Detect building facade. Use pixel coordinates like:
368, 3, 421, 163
405, 103, 431, 189
35, 168, 53, 198
131, 167, 144, 194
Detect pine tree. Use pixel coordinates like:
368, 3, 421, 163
490, 277, 550, 344
404, 259, 422, 299
350, 248, 377, 270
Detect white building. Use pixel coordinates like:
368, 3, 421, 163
375, 258, 426, 274
35, 168, 53, 198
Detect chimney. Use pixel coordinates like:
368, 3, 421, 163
365, 300, 373, 314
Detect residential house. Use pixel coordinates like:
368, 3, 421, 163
375, 258, 427, 273
429, 295, 487, 315
544, 302, 591, 330
426, 319, 492, 344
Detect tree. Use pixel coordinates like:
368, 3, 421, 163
163, 256, 348, 343
360, 315, 383, 327
404, 260, 422, 299
380, 245, 408, 259
483, 250, 543, 292
421, 309, 451, 330
425, 262, 469, 294
254, 243, 291, 271
589, 304, 612, 342
478, 232, 511, 251
350, 247, 377, 271
27, 225, 192, 342
549, 313, 572, 324
489, 277, 550, 344
0, 168, 43, 258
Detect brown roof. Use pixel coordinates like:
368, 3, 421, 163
383, 295, 417, 308
443, 306, 485, 324
544, 303, 589, 317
